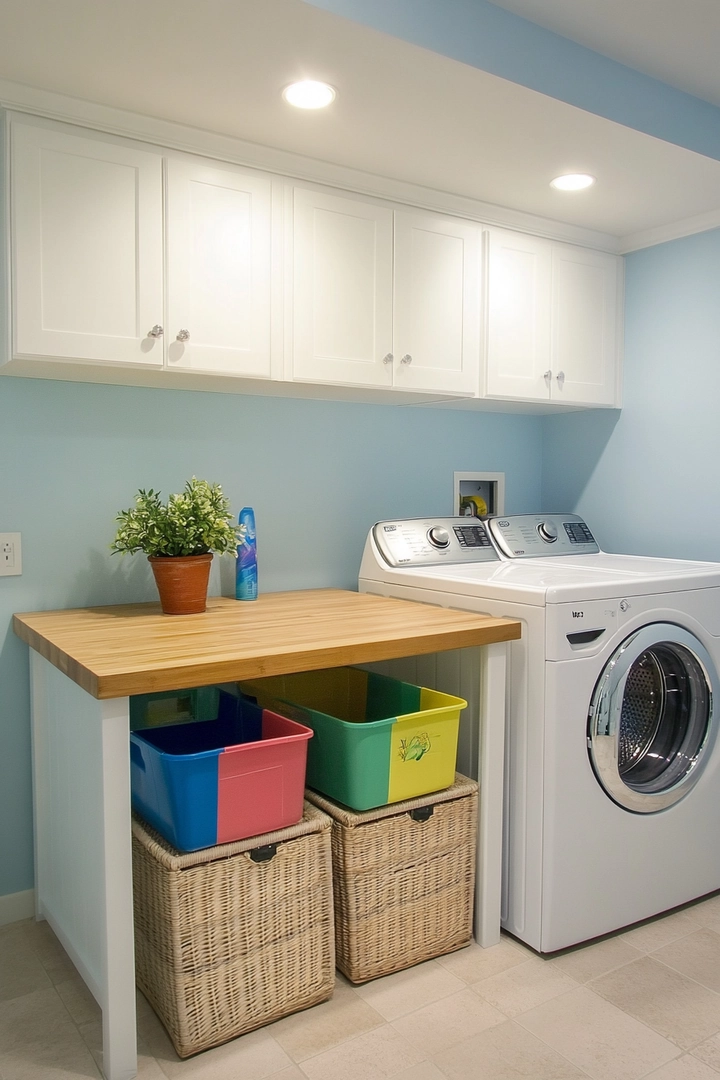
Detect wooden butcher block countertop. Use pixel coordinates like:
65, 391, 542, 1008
13, 588, 522, 700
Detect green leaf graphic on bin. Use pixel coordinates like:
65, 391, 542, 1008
399, 733, 431, 761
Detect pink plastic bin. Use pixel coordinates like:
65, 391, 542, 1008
216, 710, 311, 844
130, 690, 313, 851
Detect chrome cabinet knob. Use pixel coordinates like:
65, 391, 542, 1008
556, 370, 565, 385
543, 369, 552, 381
176, 329, 190, 343
400, 354, 412, 365
382, 353, 394, 365
148, 325, 164, 338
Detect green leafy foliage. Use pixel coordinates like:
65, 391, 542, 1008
111, 477, 241, 558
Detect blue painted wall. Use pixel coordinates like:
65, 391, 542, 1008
0, 377, 542, 897
542, 228, 720, 558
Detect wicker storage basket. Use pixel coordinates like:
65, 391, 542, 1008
132, 802, 335, 1058
306, 773, 478, 983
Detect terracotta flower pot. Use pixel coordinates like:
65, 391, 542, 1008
148, 554, 213, 615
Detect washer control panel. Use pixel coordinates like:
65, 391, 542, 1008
487, 514, 599, 558
372, 518, 500, 567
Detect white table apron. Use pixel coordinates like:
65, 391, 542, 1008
28, 641, 508, 1080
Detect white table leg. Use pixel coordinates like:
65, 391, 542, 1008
30, 652, 137, 1080
475, 641, 507, 948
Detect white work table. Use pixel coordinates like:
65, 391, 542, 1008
13, 588, 521, 1080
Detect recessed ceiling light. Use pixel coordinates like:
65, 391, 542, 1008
282, 80, 336, 110
550, 173, 596, 191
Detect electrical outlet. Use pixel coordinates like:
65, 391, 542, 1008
0, 533, 22, 576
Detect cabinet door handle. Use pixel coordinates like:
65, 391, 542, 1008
176, 329, 190, 343
400, 354, 413, 365
543, 369, 552, 382
556, 370, 565, 385
148, 325, 164, 338
382, 353, 394, 365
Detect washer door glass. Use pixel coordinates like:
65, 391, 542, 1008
588, 623, 716, 812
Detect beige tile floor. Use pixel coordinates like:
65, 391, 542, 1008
5, 895, 720, 1080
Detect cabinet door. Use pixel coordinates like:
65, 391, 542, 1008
165, 159, 273, 377
291, 187, 393, 386
11, 121, 164, 366
393, 210, 481, 395
551, 244, 620, 406
485, 228, 552, 401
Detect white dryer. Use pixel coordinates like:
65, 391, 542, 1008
359, 514, 720, 953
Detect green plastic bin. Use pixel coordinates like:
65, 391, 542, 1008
238, 667, 467, 811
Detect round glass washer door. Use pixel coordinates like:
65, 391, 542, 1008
588, 623, 717, 813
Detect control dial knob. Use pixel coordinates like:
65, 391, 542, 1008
427, 526, 451, 549
537, 520, 558, 543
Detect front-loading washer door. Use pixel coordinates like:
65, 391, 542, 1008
588, 623, 717, 812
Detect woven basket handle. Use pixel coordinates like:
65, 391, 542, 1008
248, 843, 278, 863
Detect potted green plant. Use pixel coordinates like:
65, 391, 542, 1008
111, 477, 241, 614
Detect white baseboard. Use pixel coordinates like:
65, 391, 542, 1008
0, 889, 35, 926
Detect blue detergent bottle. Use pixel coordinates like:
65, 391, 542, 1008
235, 507, 258, 600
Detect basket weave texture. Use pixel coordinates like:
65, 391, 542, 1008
306, 773, 478, 983
132, 802, 335, 1058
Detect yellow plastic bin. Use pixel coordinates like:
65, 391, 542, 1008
239, 667, 467, 811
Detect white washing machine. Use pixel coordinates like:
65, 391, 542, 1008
359, 514, 720, 953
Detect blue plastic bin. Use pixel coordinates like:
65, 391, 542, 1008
130, 688, 313, 852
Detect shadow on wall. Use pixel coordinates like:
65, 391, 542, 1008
541, 409, 621, 513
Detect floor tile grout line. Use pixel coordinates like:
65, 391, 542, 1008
511, 982, 684, 1076
644, 950, 720, 1006
286, 1017, 431, 1078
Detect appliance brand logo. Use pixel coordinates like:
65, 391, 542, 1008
572, 611, 584, 618
384, 525, 397, 531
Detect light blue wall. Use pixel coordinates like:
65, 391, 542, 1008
305, 0, 720, 159
542, 228, 720, 558
0, 377, 542, 896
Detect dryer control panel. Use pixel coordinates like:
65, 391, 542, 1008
372, 518, 500, 567
487, 514, 600, 558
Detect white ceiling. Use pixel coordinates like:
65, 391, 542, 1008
1, 0, 719, 247
490, 0, 720, 108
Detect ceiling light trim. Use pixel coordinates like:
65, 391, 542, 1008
550, 173, 596, 191
282, 80, 336, 109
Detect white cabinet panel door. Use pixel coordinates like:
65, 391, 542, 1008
485, 228, 552, 401
165, 160, 273, 377
11, 122, 163, 366
551, 245, 620, 406
393, 211, 481, 395
292, 188, 394, 386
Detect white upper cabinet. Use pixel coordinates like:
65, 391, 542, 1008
11, 120, 164, 366
393, 210, 481, 395
9, 117, 275, 379
165, 159, 273, 377
486, 229, 552, 400
291, 187, 481, 395
550, 243, 620, 406
5, 113, 623, 409
291, 187, 394, 386
486, 227, 622, 407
